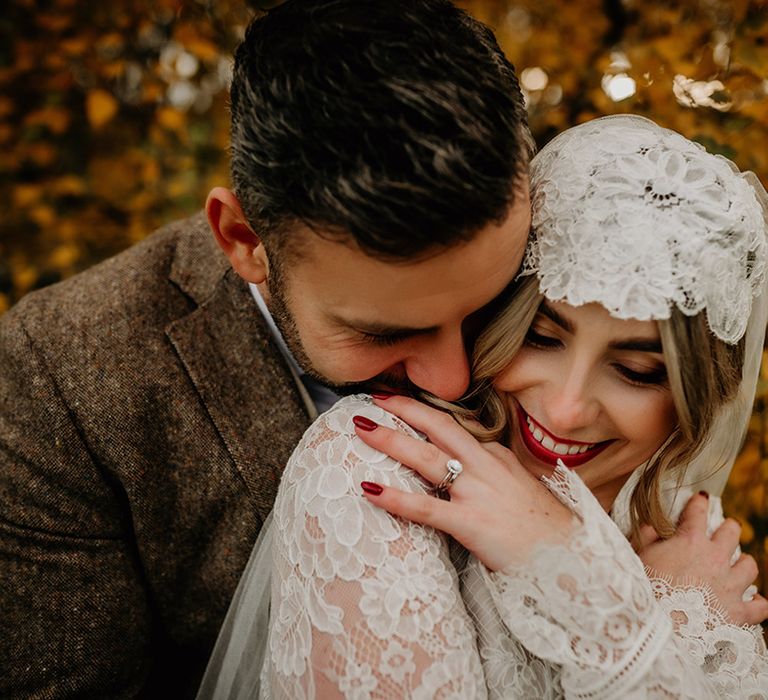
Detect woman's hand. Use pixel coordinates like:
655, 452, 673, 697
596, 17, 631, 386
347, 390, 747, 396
353, 394, 575, 572
636, 492, 768, 626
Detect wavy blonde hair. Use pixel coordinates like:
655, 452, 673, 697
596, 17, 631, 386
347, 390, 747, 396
427, 274, 745, 536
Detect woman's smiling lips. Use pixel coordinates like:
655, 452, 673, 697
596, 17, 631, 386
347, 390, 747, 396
514, 403, 613, 468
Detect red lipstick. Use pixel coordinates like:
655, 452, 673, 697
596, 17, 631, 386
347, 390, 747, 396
515, 403, 611, 468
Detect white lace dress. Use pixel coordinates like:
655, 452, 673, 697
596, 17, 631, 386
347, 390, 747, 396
261, 396, 768, 699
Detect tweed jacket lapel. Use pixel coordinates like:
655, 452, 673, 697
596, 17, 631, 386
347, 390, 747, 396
165, 217, 312, 521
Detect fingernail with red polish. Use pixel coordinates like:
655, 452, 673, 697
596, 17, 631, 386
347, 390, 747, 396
699, 490, 709, 499
371, 391, 394, 400
353, 415, 378, 431
361, 481, 383, 496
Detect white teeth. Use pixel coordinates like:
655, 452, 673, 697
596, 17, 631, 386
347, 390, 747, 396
524, 412, 595, 454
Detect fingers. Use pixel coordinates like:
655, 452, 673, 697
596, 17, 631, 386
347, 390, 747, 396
354, 417, 456, 485
634, 524, 661, 552
675, 491, 711, 535
711, 517, 742, 550
360, 481, 459, 537
741, 593, 768, 626
730, 552, 759, 588
371, 394, 480, 461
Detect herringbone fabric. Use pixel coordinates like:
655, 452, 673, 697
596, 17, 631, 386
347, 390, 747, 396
0, 213, 311, 698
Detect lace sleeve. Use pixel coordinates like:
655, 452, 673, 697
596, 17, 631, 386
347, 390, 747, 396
476, 465, 768, 699
647, 566, 768, 697
263, 395, 486, 700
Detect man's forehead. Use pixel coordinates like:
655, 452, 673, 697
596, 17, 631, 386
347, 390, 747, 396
288, 180, 532, 268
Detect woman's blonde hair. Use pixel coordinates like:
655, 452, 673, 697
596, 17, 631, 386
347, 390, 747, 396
430, 274, 745, 537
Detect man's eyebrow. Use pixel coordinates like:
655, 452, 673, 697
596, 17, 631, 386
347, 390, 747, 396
538, 304, 663, 353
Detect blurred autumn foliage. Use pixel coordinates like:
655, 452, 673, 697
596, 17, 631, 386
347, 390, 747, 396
2, 0, 768, 587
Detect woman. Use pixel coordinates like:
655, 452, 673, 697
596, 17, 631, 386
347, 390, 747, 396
199, 115, 768, 698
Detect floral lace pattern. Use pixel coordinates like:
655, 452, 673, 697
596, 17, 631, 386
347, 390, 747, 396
520, 115, 767, 343
262, 397, 768, 698
649, 574, 768, 698
264, 396, 486, 699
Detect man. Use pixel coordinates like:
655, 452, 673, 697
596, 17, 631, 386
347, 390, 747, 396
0, 1, 532, 697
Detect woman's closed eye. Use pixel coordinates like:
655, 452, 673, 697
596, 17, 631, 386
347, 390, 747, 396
614, 363, 668, 387
524, 327, 561, 349
525, 325, 668, 387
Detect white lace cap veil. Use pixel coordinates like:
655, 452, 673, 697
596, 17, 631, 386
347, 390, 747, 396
196, 115, 768, 699
519, 114, 768, 534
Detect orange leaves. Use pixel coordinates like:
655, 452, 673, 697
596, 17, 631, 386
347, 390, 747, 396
12, 184, 44, 209
156, 106, 186, 133
86, 89, 119, 129
24, 106, 71, 134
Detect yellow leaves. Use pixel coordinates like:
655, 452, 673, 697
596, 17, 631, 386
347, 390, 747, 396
60, 36, 90, 55
732, 41, 768, 75
22, 143, 57, 167
24, 106, 71, 135
183, 38, 221, 63
86, 89, 119, 129
13, 184, 44, 208
51, 175, 87, 197
741, 519, 756, 546
156, 106, 186, 133
101, 61, 127, 80
48, 244, 80, 270
12, 264, 39, 297
29, 205, 56, 228
96, 33, 126, 55
34, 13, 72, 33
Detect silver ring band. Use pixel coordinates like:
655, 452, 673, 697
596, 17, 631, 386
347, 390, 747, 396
434, 458, 463, 498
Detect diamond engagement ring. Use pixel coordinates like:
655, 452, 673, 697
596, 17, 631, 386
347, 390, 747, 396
433, 458, 463, 498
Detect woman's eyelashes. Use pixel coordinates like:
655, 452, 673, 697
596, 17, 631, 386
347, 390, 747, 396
614, 364, 668, 386
524, 326, 668, 387
524, 327, 561, 349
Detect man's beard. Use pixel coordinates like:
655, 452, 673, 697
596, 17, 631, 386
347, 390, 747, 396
265, 271, 419, 397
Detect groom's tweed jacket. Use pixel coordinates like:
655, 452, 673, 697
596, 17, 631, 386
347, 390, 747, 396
0, 213, 312, 699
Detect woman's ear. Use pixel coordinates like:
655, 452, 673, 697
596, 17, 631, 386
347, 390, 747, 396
206, 187, 269, 283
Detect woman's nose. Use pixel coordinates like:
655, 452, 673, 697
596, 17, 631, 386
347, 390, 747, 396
541, 366, 600, 437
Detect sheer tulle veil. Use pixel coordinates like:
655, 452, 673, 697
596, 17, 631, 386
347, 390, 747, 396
197, 511, 274, 699
196, 116, 768, 699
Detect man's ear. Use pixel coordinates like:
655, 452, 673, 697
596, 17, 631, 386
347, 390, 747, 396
206, 187, 269, 284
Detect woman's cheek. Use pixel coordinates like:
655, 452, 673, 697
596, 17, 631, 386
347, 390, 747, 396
614, 383, 677, 453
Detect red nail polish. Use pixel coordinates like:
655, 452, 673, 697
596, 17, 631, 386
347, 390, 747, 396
698, 490, 709, 499
353, 415, 378, 431
371, 391, 393, 400
361, 481, 383, 495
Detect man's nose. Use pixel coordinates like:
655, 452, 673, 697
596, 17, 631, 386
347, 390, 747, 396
402, 331, 471, 401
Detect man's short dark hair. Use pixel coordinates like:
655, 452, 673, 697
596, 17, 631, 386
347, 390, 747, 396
230, 0, 532, 261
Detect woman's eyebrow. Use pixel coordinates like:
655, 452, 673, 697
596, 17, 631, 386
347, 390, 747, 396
538, 304, 574, 332
610, 338, 663, 353
538, 304, 663, 353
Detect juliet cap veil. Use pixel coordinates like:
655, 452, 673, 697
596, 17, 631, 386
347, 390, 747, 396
520, 114, 768, 530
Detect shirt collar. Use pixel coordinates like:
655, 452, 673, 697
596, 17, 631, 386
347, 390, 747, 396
248, 283, 340, 414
